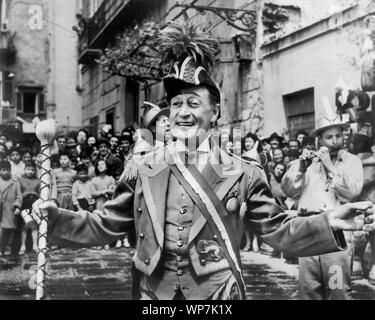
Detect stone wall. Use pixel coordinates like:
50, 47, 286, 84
9, 0, 50, 87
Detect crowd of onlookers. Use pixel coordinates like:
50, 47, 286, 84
0, 123, 366, 265
224, 129, 318, 257
0, 125, 137, 257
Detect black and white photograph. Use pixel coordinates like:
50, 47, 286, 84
1, 0, 375, 305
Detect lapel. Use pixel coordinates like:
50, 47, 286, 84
189, 147, 244, 244
138, 148, 170, 248
137, 143, 245, 246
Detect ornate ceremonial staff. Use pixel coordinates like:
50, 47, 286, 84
35, 119, 58, 300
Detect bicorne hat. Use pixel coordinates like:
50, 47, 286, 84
158, 20, 221, 117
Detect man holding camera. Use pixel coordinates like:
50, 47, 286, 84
281, 99, 363, 300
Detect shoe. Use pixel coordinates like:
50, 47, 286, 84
115, 240, 122, 248
19, 246, 26, 255
242, 243, 251, 251
104, 245, 110, 250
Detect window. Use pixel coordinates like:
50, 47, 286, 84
125, 78, 139, 125
283, 88, 315, 139
16, 88, 45, 115
89, 115, 98, 136
0, 0, 8, 31
0, 71, 14, 105
106, 108, 114, 132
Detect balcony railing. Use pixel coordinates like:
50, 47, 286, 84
78, 0, 131, 63
91, 0, 128, 40
0, 105, 17, 124
85, 0, 130, 46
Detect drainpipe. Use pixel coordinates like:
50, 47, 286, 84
255, 0, 264, 64
47, 0, 56, 119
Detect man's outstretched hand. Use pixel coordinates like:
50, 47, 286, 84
31, 199, 59, 225
328, 201, 375, 232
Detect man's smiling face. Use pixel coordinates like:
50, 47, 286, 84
170, 87, 218, 141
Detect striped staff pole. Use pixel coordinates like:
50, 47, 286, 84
35, 119, 58, 300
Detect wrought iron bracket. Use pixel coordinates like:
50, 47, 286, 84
174, 2, 257, 33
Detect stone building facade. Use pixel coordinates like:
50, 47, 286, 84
261, 0, 372, 138
0, 0, 82, 138
78, 0, 303, 136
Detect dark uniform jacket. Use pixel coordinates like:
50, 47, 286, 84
47, 144, 346, 285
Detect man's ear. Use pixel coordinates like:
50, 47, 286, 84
210, 103, 220, 124
317, 136, 322, 147
150, 125, 156, 135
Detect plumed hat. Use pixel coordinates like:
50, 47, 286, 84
158, 20, 221, 116
312, 97, 349, 136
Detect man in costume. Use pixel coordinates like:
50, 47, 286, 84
281, 98, 363, 299
32, 20, 374, 300
142, 101, 171, 149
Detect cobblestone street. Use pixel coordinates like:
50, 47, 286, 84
0, 248, 374, 300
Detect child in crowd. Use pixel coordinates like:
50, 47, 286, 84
80, 150, 95, 179
72, 164, 95, 212
51, 151, 77, 211
9, 147, 25, 179
70, 157, 78, 170
34, 153, 43, 179
19, 161, 40, 254
91, 159, 116, 249
0, 160, 22, 256
91, 159, 115, 211
21, 149, 32, 164
0, 143, 8, 161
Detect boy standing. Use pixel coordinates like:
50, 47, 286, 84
9, 148, 25, 179
0, 160, 22, 256
19, 161, 40, 254
51, 151, 77, 211
72, 164, 95, 212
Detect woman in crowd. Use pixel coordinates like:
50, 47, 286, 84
269, 162, 287, 208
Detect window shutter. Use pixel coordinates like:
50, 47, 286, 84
16, 92, 22, 112
38, 93, 45, 113
3, 77, 13, 105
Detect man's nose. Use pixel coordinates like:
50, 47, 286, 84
332, 137, 337, 144
179, 103, 191, 116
